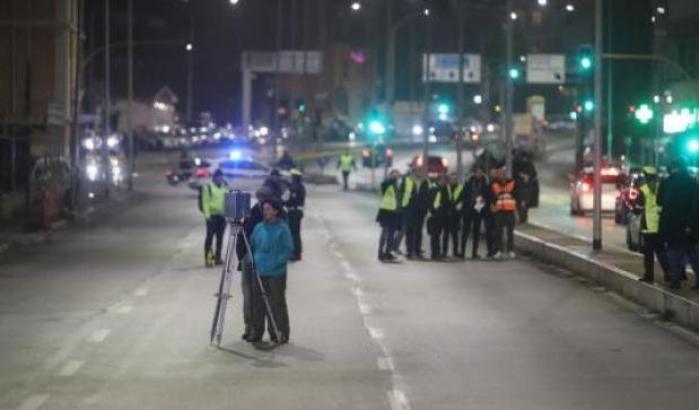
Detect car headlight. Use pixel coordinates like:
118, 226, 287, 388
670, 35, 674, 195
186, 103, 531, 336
86, 164, 99, 181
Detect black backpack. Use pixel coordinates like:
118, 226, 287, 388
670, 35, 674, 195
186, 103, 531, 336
198, 183, 213, 212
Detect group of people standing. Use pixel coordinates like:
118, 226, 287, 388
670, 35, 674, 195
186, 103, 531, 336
199, 168, 307, 344
377, 159, 536, 262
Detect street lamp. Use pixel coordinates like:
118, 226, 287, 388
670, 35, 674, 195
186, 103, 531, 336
566, 3, 575, 13
351, 1, 361, 12
537, 0, 548, 6
229, 0, 240, 5
186, 42, 193, 51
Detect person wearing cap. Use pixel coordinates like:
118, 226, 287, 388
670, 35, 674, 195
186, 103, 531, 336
376, 169, 401, 261
249, 199, 294, 344
285, 169, 306, 261
201, 168, 229, 267
635, 167, 669, 283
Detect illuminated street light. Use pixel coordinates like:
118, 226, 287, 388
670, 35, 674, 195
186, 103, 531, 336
657, 6, 666, 15
473, 94, 483, 105
350, 1, 361, 12
185, 43, 193, 51
537, 0, 548, 6
510, 12, 518, 20
229, 0, 240, 5
566, 3, 575, 12
423, 8, 430, 16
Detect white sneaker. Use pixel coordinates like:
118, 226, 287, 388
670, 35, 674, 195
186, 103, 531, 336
507, 251, 516, 259
493, 252, 504, 260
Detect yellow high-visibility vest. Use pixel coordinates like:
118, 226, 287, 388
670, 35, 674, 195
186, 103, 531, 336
639, 184, 660, 233
339, 154, 354, 171
401, 177, 415, 207
379, 185, 398, 211
453, 184, 464, 211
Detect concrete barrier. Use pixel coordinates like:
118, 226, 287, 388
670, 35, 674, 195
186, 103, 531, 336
515, 229, 699, 332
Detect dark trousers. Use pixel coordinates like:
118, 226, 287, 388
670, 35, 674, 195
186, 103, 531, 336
241, 256, 253, 335
379, 225, 396, 257
462, 211, 483, 257
447, 213, 461, 256
288, 210, 303, 259
205, 215, 226, 260
428, 217, 443, 259
494, 211, 515, 253
484, 212, 496, 256
415, 212, 426, 255
666, 242, 699, 288
251, 274, 289, 340
641, 232, 668, 282
404, 212, 419, 256
341, 171, 350, 191
441, 216, 451, 257
517, 199, 529, 224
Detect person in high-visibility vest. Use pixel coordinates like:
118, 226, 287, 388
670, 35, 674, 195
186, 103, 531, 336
636, 167, 669, 283
337, 153, 357, 191
376, 169, 401, 261
201, 169, 229, 267
427, 175, 449, 260
491, 167, 517, 259
446, 172, 464, 258
400, 167, 424, 259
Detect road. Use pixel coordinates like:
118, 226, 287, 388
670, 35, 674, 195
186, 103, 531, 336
2, 149, 699, 409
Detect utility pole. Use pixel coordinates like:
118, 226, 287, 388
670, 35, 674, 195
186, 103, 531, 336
455, 1, 465, 182
103, 0, 111, 198
592, 0, 603, 251
127, 0, 134, 191
422, 10, 432, 165
273, 0, 282, 161
186, 15, 193, 122
504, 0, 514, 177
70, 0, 84, 211
385, 0, 393, 117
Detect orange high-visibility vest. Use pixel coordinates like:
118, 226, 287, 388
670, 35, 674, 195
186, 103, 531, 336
492, 180, 516, 212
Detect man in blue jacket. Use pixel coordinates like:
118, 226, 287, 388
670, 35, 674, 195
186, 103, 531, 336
248, 199, 294, 344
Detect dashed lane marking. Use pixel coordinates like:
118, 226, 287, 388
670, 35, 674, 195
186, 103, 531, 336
87, 329, 111, 343
388, 389, 411, 410
134, 287, 149, 297
368, 326, 384, 340
58, 360, 85, 377
378, 357, 395, 371
115, 305, 134, 314
358, 303, 371, 315
351, 286, 364, 297
17, 394, 50, 410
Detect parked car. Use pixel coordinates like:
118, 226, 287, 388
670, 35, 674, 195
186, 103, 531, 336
410, 155, 448, 177
570, 166, 625, 216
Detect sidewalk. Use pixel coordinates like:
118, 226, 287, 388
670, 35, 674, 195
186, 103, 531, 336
515, 223, 699, 331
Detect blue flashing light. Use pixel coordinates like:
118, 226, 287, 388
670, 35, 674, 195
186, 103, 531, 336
229, 150, 243, 160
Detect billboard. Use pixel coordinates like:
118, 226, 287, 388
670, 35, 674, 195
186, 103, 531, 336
526, 54, 565, 84
422, 54, 481, 83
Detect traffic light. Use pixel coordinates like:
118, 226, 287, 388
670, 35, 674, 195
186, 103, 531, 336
688, 138, 699, 154
508, 67, 521, 80
368, 119, 386, 136
634, 104, 654, 125
583, 99, 594, 113
437, 103, 450, 121
577, 45, 594, 74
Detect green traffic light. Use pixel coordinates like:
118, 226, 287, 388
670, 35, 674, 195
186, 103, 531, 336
580, 56, 593, 71
437, 104, 450, 115
634, 104, 654, 124
508, 68, 520, 80
583, 100, 594, 112
368, 120, 386, 136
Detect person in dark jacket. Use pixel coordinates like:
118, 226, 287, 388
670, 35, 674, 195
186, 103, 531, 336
248, 199, 294, 344
427, 175, 449, 260
513, 151, 537, 224
377, 169, 401, 261
461, 166, 490, 259
658, 157, 699, 289
284, 169, 306, 261
415, 175, 431, 258
263, 169, 287, 201
399, 167, 424, 259
445, 172, 464, 258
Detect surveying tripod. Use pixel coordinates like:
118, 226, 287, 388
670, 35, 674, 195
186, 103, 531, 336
210, 222, 282, 346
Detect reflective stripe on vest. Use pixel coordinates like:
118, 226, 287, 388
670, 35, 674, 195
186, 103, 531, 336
639, 184, 660, 233
402, 177, 415, 207
380, 185, 398, 211
493, 180, 516, 212
453, 184, 464, 211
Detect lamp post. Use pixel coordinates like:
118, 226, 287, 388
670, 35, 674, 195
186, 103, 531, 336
592, 0, 603, 251
127, 0, 134, 191
103, 0, 112, 198
504, 0, 514, 178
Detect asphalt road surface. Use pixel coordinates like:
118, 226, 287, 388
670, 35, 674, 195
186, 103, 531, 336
2, 150, 699, 409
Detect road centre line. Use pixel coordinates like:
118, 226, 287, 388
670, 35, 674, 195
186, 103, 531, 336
87, 329, 111, 343
58, 360, 85, 377
16, 394, 50, 410
388, 389, 411, 410
378, 357, 395, 371
358, 303, 371, 315
134, 287, 149, 297
367, 326, 384, 340
115, 305, 134, 314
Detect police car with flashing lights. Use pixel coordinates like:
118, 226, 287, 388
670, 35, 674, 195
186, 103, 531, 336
187, 150, 274, 190
570, 166, 625, 216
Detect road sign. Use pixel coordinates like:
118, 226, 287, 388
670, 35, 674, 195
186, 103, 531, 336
242, 51, 323, 74
422, 54, 481, 83
526, 54, 565, 84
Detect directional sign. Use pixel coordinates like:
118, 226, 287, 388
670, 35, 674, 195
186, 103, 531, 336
526, 54, 565, 84
242, 51, 323, 74
422, 54, 481, 83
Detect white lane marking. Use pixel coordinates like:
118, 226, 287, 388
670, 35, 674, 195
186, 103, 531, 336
351, 286, 364, 297
134, 287, 149, 297
378, 357, 395, 371
368, 326, 384, 339
87, 329, 111, 343
340, 260, 352, 272
115, 305, 134, 314
17, 394, 50, 410
388, 389, 411, 410
358, 303, 371, 315
345, 272, 360, 282
58, 360, 85, 377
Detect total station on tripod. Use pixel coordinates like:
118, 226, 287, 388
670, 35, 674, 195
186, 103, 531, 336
224, 190, 252, 224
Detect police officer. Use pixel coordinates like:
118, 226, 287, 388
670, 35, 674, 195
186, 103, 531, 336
263, 169, 286, 201
400, 167, 422, 259
461, 166, 489, 259
427, 175, 448, 261
491, 167, 517, 259
636, 167, 669, 283
201, 169, 229, 267
377, 169, 401, 261
337, 152, 357, 191
513, 151, 537, 223
285, 169, 306, 261
446, 172, 464, 258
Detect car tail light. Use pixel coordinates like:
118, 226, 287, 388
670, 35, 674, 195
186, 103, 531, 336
581, 182, 591, 192
195, 168, 210, 178
441, 158, 448, 168
601, 167, 620, 176
385, 148, 393, 157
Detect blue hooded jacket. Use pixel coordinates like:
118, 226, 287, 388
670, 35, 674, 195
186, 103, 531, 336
250, 219, 294, 277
